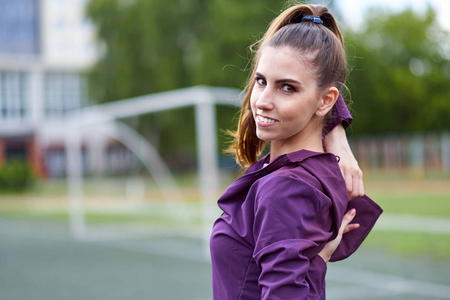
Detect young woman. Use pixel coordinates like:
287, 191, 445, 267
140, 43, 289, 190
210, 4, 382, 299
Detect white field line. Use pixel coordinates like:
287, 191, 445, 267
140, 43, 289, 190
3, 212, 450, 238
374, 213, 450, 234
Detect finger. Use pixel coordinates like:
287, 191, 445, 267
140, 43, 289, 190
358, 175, 365, 197
355, 168, 364, 197
351, 175, 359, 200
350, 169, 364, 200
343, 223, 360, 234
349, 179, 359, 200
343, 208, 356, 223
338, 209, 357, 234
344, 171, 353, 198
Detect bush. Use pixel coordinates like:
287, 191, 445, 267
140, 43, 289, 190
0, 159, 35, 192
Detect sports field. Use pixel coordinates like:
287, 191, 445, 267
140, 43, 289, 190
1, 176, 450, 299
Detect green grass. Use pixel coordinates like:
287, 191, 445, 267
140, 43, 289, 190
1, 176, 449, 260
363, 176, 450, 216
364, 231, 450, 262
361, 178, 450, 260
371, 193, 450, 217
0, 208, 175, 225
0, 202, 205, 228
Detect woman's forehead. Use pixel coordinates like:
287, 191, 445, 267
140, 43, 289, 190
257, 46, 315, 82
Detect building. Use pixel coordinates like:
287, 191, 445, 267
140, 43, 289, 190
0, 0, 96, 177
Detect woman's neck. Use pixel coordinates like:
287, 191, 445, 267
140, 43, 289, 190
269, 133, 324, 161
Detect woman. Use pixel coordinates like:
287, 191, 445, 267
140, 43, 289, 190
210, 4, 382, 299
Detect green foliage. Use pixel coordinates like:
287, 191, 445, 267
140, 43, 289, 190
0, 159, 35, 192
85, 0, 286, 163
345, 6, 450, 134
85, 1, 450, 162
86, 0, 285, 100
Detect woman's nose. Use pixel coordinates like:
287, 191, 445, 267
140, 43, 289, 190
256, 88, 274, 111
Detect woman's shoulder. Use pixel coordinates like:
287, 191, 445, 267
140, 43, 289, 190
286, 150, 341, 171
257, 167, 315, 187
253, 170, 323, 209
253, 152, 345, 202
267, 166, 322, 191
247, 149, 345, 201
287, 150, 344, 185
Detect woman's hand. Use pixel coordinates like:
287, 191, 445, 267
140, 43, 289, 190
318, 209, 359, 263
324, 124, 364, 199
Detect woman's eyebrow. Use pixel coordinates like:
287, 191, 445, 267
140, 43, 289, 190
275, 78, 301, 84
254, 72, 265, 78
255, 72, 301, 85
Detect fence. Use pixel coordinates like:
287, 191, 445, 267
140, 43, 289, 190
349, 132, 450, 176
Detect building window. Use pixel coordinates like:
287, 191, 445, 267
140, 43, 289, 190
44, 72, 87, 119
0, 71, 29, 123
0, 0, 40, 55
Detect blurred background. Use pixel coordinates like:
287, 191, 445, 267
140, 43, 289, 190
0, 0, 449, 299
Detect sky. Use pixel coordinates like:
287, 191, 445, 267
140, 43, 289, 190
337, 0, 450, 31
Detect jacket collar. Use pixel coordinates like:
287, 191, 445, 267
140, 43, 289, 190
246, 149, 333, 174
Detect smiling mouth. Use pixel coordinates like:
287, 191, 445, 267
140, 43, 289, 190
258, 115, 277, 124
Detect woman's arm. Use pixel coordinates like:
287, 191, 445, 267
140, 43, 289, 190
325, 93, 364, 199
324, 125, 364, 199
253, 176, 332, 299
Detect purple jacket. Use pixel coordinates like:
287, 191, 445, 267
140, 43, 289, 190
326, 92, 352, 133
210, 150, 382, 299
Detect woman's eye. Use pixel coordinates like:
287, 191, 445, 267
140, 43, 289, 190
256, 78, 266, 86
281, 84, 295, 92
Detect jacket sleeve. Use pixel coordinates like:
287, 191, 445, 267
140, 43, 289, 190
252, 175, 331, 299
330, 195, 383, 262
325, 92, 352, 134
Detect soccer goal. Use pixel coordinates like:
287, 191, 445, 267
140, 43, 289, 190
45, 86, 242, 254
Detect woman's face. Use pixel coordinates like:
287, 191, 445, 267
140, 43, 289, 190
250, 46, 322, 152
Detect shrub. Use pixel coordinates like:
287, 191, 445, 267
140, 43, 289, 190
0, 159, 35, 192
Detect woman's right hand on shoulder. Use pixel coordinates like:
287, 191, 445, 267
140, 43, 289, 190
324, 124, 364, 200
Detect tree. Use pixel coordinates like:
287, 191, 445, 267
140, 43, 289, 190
85, 1, 450, 168
345, 6, 450, 135
85, 0, 286, 167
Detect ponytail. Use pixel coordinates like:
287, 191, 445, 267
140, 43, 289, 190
257, 5, 344, 55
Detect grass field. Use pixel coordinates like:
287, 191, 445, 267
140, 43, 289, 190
1, 175, 449, 260
359, 176, 450, 260
1, 175, 450, 300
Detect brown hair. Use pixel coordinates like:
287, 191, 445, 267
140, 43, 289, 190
229, 4, 347, 169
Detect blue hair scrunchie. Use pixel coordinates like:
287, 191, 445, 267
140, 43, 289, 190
301, 15, 323, 25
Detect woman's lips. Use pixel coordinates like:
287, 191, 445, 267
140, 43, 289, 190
256, 115, 278, 127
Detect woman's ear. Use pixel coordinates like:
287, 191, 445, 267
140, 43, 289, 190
316, 87, 339, 116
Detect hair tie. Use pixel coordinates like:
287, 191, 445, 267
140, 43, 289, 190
301, 15, 323, 25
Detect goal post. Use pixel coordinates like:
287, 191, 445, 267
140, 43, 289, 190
55, 86, 242, 249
